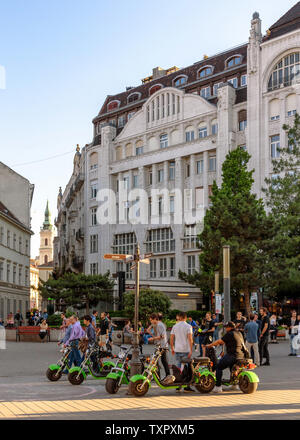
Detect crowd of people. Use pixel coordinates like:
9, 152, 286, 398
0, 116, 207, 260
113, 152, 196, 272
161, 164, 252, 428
5, 303, 290, 392
57, 311, 116, 371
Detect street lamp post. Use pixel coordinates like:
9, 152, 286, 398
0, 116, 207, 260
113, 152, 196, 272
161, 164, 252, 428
130, 244, 141, 377
215, 271, 219, 317
223, 245, 231, 323
103, 245, 152, 378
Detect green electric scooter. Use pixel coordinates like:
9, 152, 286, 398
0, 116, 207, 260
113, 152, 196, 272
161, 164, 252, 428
197, 356, 259, 394
105, 345, 147, 394
129, 345, 212, 397
46, 346, 72, 381
68, 344, 115, 385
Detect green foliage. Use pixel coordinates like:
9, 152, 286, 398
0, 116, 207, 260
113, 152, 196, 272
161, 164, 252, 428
164, 319, 176, 329
180, 148, 273, 316
39, 272, 114, 311
186, 310, 208, 321
263, 113, 300, 296
47, 314, 62, 327
166, 309, 182, 320
107, 310, 129, 318
123, 288, 171, 323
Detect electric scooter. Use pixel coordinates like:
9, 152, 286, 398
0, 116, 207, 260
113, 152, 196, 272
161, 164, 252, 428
105, 345, 147, 394
197, 357, 259, 394
128, 345, 212, 397
46, 346, 72, 381
68, 344, 115, 385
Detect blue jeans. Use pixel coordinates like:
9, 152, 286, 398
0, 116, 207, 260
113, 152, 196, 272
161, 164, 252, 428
213, 329, 219, 341
290, 334, 297, 355
215, 354, 236, 387
175, 352, 189, 369
198, 335, 205, 356
70, 340, 82, 366
143, 334, 152, 344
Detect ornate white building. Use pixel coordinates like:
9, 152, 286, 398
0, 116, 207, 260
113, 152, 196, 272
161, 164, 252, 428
55, 4, 300, 311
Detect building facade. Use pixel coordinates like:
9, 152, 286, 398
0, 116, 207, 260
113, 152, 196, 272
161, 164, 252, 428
55, 5, 300, 310
0, 162, 34, 321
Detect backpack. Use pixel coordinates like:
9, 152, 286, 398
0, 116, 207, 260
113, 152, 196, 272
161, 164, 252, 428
236, 331, 250, 359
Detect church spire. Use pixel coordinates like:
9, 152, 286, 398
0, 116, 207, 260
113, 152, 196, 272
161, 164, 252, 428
42, 200, 52, 230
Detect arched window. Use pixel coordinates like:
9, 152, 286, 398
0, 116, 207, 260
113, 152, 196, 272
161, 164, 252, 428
127, 92, 141, 103
173, 75, 187, 87
149, 84, 162, 96
44, 255, 48, 264
268, 53, 300, 91
198, 66, 213, 78
107, 100, 120, 112
226, 56, 242, 68
45, 239, 48, 246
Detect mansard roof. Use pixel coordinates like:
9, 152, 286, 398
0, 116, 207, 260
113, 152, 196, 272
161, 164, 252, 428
264, 2, 300, 41
93, 44, 247, 123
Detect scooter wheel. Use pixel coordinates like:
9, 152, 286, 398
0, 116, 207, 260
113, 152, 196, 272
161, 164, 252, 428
105, 378, 120, 394
195, 375, 216, 393
46, 368, 62, 382
68, 371, 85, 385
239, 376, 258, 394
128, 380, 149, 397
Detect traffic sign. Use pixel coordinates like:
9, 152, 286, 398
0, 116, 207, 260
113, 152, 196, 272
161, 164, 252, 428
140, 258, 150, 264
143, 252, 153, 259
103, 254, 133, 261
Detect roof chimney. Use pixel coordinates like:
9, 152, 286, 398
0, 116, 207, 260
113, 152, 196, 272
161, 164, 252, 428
152, 67, 166, 80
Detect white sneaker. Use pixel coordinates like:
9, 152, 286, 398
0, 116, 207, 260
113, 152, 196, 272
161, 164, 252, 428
212, 386, 223, 393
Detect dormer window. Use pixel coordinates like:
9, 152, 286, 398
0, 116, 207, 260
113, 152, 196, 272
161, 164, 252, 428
107, 100, 120, 112
198, 66, 213, 78
149, 84, 162, 96
127, 92, 141, 103
227, 56, 242, 68
173, 75, 187, 87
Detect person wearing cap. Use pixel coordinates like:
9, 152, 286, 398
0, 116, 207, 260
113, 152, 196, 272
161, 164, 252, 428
206, 321, 246, 393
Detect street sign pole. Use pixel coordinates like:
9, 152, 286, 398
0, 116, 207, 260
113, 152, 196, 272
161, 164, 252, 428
103, 247, 153, 381
130, 243, 141, 377
223, 245, 231, 324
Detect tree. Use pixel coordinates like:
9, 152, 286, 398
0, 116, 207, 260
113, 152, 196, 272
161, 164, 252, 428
39, 272, 114, 314
180, 148, 272, 316
263, 113, 300, 296
123, 288, 171, 323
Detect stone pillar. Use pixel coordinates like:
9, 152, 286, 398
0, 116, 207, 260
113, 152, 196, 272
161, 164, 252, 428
247, 12, 263, 196
138, 166, 145, 189
217, 83, 236, 186
189, 154, 196, 209
152, 163, 158, 187
163, 161, 169, 185
203, 151, 209, 208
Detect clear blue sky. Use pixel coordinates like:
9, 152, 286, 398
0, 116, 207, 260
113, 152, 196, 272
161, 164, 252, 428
0, 0, 296, 257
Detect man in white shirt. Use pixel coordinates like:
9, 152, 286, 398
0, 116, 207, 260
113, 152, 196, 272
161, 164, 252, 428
170, 311, 194, 392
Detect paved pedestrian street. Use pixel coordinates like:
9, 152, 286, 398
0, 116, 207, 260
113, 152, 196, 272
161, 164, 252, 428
0, 341, 300, 420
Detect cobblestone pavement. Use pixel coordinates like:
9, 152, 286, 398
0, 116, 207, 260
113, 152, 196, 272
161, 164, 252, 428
0, 340, 300, 420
